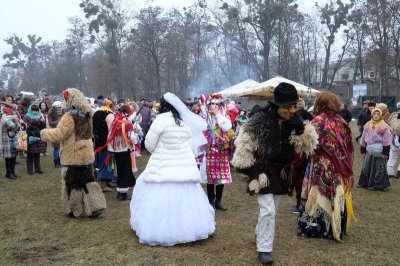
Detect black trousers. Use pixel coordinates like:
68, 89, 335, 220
27, 153, 41, 172
207, 184, 224, 203
114, 151, 136, 189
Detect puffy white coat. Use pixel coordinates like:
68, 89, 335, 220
144, 112, 201, 183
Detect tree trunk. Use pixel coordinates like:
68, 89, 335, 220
322, 42, 332, 87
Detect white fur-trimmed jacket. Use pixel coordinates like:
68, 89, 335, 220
144, 112, 201, 183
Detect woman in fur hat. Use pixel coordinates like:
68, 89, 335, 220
41, 88, 107, 218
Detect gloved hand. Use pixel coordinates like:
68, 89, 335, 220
287, 114, 304, 135
28, 136, 41, 144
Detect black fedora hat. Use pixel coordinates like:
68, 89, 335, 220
272, 82, 298, 106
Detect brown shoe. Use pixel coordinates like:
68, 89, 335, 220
98, 180, 113, 192
102, 186, 114, 192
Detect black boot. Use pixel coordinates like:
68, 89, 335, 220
207, 184, 216, 208
34, 154, 43, 174
54, 159, 61, 168
5, 158, 17, 180
11, 157, 19, 178
116, 192, 130, 201
27, 153, 34, 175
258, 252, 273, 264
215, 184, 227, 211
55, 158, 62, 168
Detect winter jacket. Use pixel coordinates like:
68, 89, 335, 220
23, 116, 47, 154
357, 108, 371, 129
339, 108, 352, 124
144, 112, 200, 183
231, 104, 318, 195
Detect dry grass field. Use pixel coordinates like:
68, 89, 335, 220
1, 121, 399, 265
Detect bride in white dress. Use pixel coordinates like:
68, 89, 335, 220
130, 92, 215, 246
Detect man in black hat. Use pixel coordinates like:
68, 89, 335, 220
231, 82, 317, 265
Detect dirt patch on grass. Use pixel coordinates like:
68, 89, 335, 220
12, 244, 68, 262
0, 228, 13, 237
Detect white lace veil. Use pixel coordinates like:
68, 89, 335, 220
164, 92, 207, 155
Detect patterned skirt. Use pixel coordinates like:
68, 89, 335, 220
205, 144, 231, 185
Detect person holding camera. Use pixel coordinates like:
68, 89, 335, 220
23, 104, 47, 175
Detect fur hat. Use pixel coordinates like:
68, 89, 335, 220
62, 88, 92, 115
273, 82, 298, 106
376, 103, 388, 112
296, 98, 305, 109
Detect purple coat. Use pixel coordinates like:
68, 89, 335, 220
138, 103, 151, 136
23, 116, 47, 154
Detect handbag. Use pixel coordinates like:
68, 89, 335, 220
15, 131, 28, 151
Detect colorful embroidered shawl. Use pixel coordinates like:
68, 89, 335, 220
312, 113, 354, 183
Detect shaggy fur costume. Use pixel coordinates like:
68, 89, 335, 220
41, 88, 106, 218
231, 105, 318, 195
388, 110, 400, 136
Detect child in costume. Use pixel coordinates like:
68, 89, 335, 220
41, 88, 107, 218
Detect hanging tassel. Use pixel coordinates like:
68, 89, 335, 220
345, 185, 357, 231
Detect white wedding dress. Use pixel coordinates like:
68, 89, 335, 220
130, 169, 215, 246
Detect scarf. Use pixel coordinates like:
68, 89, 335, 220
94, 112, 133, 154
98, 99, 114, 113
26, 105, 42, 120
312, 112, 356, 231
68, 109, 86, 118
313, 113, 354, 180
365, 108, 389, 130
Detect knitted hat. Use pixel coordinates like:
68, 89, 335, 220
272, 82, 298, 106
52, 101, 63, 108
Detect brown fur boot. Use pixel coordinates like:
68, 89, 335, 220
98, 180, 113, 192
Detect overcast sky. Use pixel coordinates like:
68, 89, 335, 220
0, 0, 318, 65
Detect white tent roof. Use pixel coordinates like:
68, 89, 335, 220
221, 76, 320, 99
218, 79, 260, 98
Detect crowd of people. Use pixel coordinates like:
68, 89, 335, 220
1, 84, 400, 265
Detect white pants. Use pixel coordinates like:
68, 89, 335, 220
387, 143, 400, 176
255, 194, 281, 252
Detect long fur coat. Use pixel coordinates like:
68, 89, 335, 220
41, 88, 106, 218
231, 106, 318, 195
